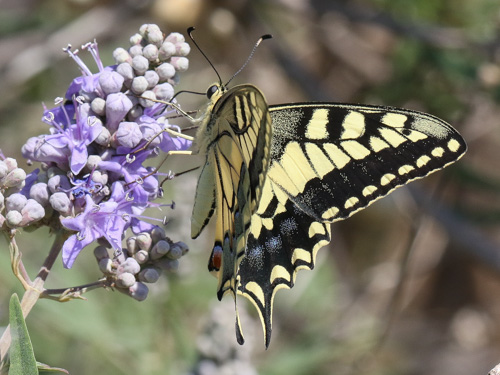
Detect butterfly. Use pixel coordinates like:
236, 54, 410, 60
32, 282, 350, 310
168, 29, 468, 348
188, 79, 466, 347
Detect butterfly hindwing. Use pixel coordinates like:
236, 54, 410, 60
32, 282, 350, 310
236, 102, 466, 346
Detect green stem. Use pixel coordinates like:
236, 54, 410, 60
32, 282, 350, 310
0, 230, 68, 365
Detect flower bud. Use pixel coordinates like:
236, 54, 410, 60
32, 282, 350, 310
128, 281, 149, 301
151, 226, 166, 243
165, 32, 185, 44
156, 62, 176, 80
153, 83, 174, 101
170, 57, 189, 72
167, 245, 183, 260
98, 258, 113, 274
116, 272, 136, 288
116, 62, 135, 81
113, 47, 131, 64
151, 240, 170, 260
144, 70, 160, 89
2, 168, 26, 188
132, 55, 149, 76
0, 161, 8, 179
176, 42, 191, 56
143, 44, 159, 61
140, 24, 163, 46
138, 268, 160, 283
94, 126, 111, 146
119, 257, 141, 275
129, 33, 142, 45
134, 249, 149, 264
47, 175, 71, 193
30, 182, 50, 206
20, 199, 45, 224
129, 44, 143, 58
4, 158, 18, 171
99, 71, 125, 95
131, 76, 149, 95
5, 193, 27, 211
138, 90, 156, 108
91, 97, 106, 116
94, 245, 109, 261
175, 241, 189, 255
126, 236, 138, 254
136, 232, 152, 251
6, 210, 22, 227
116, 121, 142, 148
106, 92, 133, 132
49, 192, 72, 214
159, 41, 176, 60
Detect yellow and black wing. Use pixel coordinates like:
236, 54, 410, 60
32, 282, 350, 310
236, 103, 467, 347
191, 83, 272, 342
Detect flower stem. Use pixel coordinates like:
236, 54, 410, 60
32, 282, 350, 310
0, 230, 68, 366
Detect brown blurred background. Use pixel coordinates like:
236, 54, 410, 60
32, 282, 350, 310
0, 0, 499, 374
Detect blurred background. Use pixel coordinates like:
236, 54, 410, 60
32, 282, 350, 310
0, 0, 499, 374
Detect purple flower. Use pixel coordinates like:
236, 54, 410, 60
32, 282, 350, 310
61, 182, 131, 268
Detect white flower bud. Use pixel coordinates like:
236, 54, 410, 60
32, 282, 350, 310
141, 24, 163, 46
129, 33, 142, 46
159, 41, 176, 60
143, 44, 159, 61
5, 193, 27, 211
153, 83, 174, 101
156, 62, 176, 81
49, 192, 72, 214
21, 199, 45, 224
0, 161, 8, 179
116, 272, 136, 288
2, 168, 26, 188
126, 236, 138, 254
136, 232, 152, 250
138, 90, 156, 108
6, 210, 22, 226
95, 126, 111, 146
98, 258, 113, 274
131, 76, 149, 95
134, 250, 149, 264
30, 182, 50, 206
4, 158, 18, 171
116, 63, 135, 81
144, 70, 160, 89
129, 44, 143, 58
113, 47, 131, 64
176, 42, 191, 56
91, 97, 106, 116
132, 55, 149, 75
165, 32, 185, 44
119, 257, 141, 275
170, 57, 189, 72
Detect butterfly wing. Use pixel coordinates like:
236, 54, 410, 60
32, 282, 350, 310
191, 84, 272, 341
237, 103, 467, 347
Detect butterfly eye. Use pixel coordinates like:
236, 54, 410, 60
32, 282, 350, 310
207, 84, 219, 99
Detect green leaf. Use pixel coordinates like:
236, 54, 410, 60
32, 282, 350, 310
8, 294, 38, 375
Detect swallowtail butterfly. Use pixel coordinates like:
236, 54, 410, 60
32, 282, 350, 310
186, 31, 467, 347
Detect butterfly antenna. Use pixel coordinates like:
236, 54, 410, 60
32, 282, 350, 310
225, 34, 273, 87
188, 27, 222, 85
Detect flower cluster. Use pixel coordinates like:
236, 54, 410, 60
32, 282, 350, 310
3, 24, 193, 300
95, 226, 187, 300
